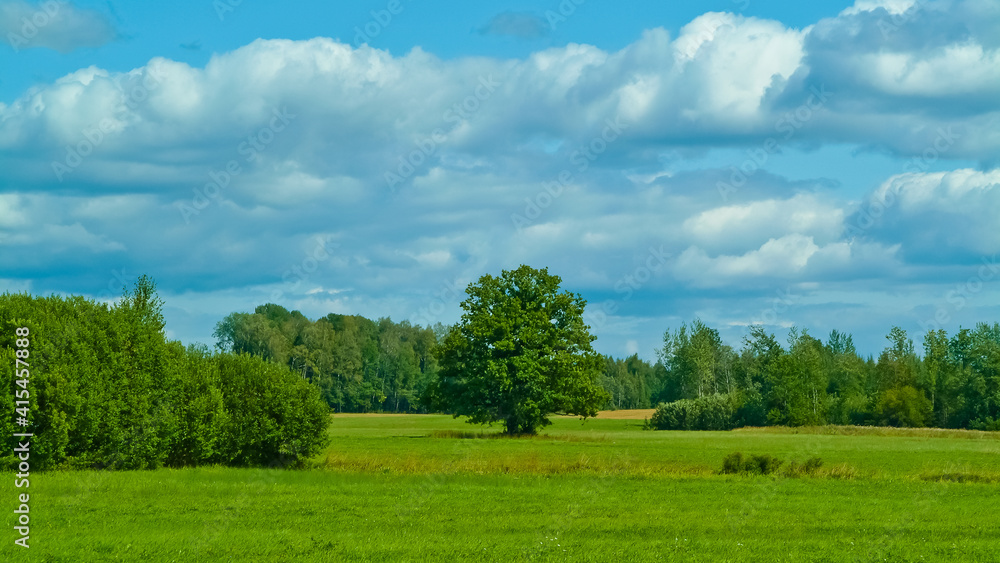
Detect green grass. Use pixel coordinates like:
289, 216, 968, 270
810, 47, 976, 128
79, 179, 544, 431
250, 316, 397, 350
5, 414, 1000, 561
317, 414, 1000, 479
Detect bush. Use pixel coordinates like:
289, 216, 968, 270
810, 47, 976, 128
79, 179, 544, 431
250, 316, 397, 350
876, 386, 933, 428
649, 394, 739, 431
722, 452, 745, 474
723, 453, 834, 477
970, 417, 1000, 432
214, 353, 330, 467
749, 454, 784, 475
720, 452, 785, 475
1, 282, 330, 471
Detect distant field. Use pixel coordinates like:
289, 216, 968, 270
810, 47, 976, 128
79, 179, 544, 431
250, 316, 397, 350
583, 409, 657, 420
5, 411, 999, 562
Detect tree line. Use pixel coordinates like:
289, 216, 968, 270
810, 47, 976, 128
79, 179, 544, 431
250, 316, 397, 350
213, 306, 442, 413
4, 271, 999, 471
210, 302, 1000, 431
641, 320, 1000, 431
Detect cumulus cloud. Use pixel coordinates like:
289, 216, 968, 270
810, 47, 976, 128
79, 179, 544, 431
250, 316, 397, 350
673, 235, 902, 288
2, 3, 1000, 357
682, 194, 845, 255
2, 3, 998, 203
854, 168, 1000, 259
840, 0, 919, 16
0, 0, 117, 53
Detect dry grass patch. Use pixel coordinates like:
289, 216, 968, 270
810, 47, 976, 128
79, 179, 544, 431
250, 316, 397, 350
316, 450, 711, 477
733, 425, 1000, 441
331, 413, 423, 418
590, 409, 657, 420
427, 429, 611, 442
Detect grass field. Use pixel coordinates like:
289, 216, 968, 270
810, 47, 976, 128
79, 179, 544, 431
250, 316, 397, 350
5, 412, 1000, 562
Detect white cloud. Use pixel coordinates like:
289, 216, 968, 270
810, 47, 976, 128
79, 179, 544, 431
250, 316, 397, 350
675, 234, 821, 283
5, 222, 125, 252
840, 0, 919, 16
671, 14, 806, 123
1, 5, 997, 206
862, 168, 1000, 255
683, 194, 845, 254
0, 194, 27, 228
3, 5, 1000, 358
839, 44, 1000, 98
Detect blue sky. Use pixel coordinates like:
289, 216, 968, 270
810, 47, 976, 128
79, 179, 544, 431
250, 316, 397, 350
1, 0, 999, 360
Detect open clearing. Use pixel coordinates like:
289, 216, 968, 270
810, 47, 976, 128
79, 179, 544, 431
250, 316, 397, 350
6, 412, 999, 562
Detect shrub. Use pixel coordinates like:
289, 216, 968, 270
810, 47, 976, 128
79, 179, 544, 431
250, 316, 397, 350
214, 353, 330, 467
749, 454, 783, 475
722, 452, 745, 474
1, 282, 330, 471
720, 452, 784, 475
970, 417, 1000, 432
649, 394, 739, 431
876, 386, 932, 428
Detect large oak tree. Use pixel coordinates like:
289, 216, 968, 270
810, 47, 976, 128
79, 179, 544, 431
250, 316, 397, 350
424, 265, 608, 435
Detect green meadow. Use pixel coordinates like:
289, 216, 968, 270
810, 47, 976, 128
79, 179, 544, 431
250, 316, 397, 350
6, 413, 1000, 562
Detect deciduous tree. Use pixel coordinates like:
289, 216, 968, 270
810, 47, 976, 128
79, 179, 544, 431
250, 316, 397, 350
424, 265, 608, 435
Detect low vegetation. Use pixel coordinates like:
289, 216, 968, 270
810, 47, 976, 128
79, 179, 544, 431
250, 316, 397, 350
5, 414, 999, 561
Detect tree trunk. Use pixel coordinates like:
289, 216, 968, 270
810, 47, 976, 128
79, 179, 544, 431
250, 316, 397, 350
505, 416, 518, 435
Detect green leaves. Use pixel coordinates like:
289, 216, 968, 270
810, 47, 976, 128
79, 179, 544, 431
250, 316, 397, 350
427, 265, 608, 435
214, 308, 438, 413
0, 278, 330, 470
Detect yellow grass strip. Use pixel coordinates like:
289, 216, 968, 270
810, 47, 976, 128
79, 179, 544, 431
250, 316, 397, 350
551, 409, 656, 420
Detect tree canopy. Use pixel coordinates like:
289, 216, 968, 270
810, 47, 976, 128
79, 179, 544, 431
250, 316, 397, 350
423, 265, 609, 435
